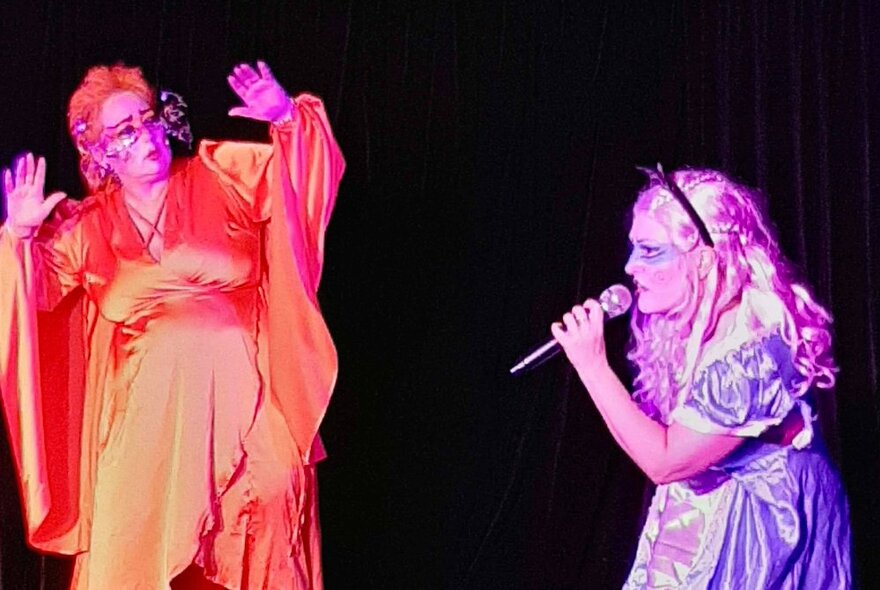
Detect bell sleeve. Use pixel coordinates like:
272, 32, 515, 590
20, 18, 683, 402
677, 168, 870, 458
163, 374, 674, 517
0, 200, 92, 553
198, 93, 345, 463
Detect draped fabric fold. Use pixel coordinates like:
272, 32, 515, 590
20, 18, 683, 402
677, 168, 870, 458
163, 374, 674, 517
0, 200, 99, 554
200, 93, 345, 463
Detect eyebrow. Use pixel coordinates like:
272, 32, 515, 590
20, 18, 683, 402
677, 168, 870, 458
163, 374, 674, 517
105, 108, 153, 130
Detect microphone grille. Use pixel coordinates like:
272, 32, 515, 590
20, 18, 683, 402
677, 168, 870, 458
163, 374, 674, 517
599, 284, 633, 319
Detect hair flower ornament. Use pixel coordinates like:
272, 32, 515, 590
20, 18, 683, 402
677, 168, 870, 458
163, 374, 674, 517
159, 90, 193, 149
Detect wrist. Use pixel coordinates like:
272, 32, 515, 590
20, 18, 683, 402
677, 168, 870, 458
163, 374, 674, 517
271, 100, 295, 127
5, 222, 37, 240
576, 359, 614, 390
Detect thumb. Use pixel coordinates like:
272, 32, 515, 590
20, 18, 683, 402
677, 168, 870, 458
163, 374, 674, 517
227, 106, 253, 118
42, 191, 67, 215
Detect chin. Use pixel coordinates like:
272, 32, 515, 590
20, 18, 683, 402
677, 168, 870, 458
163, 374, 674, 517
636, 293, 669, 315
140, 160, 172, 180
636, 300, 658, 315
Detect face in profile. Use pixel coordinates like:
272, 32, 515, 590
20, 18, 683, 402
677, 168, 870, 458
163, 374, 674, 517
97, 91, 172, 185
625, 210, 691, 315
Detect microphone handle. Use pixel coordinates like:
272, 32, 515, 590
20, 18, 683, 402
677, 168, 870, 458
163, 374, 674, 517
509, 338, 562, 375
510, 284, 632, 376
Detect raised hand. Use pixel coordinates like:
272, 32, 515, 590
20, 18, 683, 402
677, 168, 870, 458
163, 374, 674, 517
227, 61, 293, 123
2, 153, 66, 239
550, 299, 609, 375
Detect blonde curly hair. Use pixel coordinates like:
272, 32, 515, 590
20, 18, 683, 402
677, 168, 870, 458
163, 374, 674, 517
628, 168, 836, 422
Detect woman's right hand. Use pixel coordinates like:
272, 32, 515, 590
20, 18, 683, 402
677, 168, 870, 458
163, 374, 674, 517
2, 153, 66, 238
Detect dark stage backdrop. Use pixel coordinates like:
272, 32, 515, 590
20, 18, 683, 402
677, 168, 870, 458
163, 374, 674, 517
1, 1, 877, 589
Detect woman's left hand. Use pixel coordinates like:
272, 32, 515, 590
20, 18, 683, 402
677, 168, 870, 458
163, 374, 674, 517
550, 299, 609, 375
227, 61, 293, 123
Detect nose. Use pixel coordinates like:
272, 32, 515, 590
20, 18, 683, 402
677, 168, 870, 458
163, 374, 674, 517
137, 124, 168, 153
133, 128, 150, 147
624, 252, 641, 277
142, 123, 161, 144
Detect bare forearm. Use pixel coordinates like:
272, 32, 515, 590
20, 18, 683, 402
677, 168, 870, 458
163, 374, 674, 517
2, 222, 36, 240
575, 362, 744, 484
575, 363, 671, 482
552, 301, 743, 484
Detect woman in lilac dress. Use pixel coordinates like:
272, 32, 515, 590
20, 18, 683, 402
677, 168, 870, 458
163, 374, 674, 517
552, 167, 851, 588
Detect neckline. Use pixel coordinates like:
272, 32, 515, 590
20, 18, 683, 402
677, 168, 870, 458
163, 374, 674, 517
125, 189, 168, 259
107, 159, 186, 263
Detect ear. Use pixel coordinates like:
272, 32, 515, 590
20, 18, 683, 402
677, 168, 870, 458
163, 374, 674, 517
696, 246, 716, 279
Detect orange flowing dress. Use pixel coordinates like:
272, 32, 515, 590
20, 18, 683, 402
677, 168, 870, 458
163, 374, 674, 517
0, 94, 344, 589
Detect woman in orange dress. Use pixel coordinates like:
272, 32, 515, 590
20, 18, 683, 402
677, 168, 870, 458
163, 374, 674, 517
0, 61, 344, 589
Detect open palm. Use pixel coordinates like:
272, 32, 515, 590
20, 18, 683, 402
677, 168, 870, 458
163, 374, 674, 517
2, 153, 66, 238
227, 61, 292, 123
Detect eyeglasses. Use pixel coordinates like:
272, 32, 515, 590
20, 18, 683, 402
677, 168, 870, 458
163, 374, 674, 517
101, 111, 164, 158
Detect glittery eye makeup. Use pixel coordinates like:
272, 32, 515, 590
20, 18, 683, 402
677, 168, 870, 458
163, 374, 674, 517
101, 110, 163, 158
627, 242, 679, 267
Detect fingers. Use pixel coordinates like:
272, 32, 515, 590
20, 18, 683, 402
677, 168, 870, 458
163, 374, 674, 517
25, 153, 36, 186
551, 299, 609, 372
567, 304, 596, 327
9, 153, 42, 190
227, 63, 256, 98
14, 154, 26, 187
229, 61, 274, 92
553, 309, 585, 342
582, 300, 606, 341
240, 63, 260, 82
227, 61, 285, 122
227, 74, 247, 97
582, 299, 605, 320
232, 63, 260, 86
2, 168, 12, 197
3, 155, 61, 211
555, 301, 604, 336
550, 321, 566, 341
34, 156, 46, 195
256, 61, 274, 80
562, 311, 580, 332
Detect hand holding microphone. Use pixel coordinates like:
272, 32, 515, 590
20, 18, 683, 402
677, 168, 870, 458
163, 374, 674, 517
510, 284, 632, 375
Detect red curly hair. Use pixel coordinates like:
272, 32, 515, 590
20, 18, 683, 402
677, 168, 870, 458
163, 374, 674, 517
67, 64, 155, 190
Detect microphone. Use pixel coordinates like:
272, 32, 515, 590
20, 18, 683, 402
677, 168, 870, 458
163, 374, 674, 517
509, 284, 633, 375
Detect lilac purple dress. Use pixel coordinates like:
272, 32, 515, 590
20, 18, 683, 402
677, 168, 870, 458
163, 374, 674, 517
623, 334, 851, 589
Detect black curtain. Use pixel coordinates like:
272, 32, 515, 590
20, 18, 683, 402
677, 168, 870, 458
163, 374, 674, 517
0, 1, 877, 589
